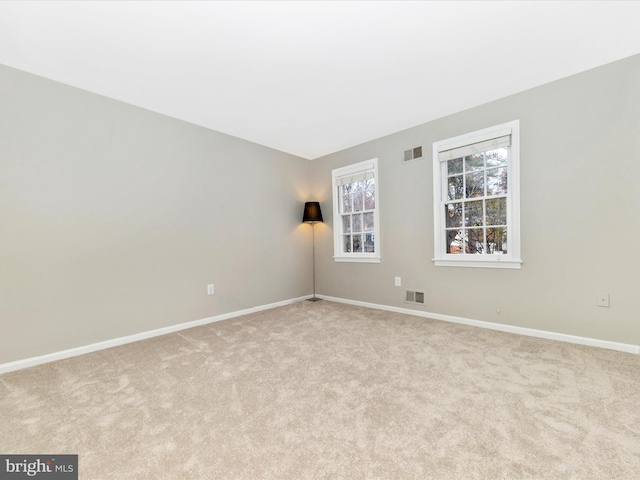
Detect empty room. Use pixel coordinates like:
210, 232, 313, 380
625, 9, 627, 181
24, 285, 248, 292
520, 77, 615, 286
1, 1, 639, 479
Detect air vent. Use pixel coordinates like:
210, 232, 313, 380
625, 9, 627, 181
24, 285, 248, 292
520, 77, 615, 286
403, 146, 423, 163
405, 289, 425, 305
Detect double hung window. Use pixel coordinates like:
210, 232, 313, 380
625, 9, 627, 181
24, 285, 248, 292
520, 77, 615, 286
432, 121, 521, 269
332, 159, 380, 263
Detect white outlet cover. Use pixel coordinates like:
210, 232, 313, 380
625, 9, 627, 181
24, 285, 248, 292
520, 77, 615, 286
597, 292, 609, 307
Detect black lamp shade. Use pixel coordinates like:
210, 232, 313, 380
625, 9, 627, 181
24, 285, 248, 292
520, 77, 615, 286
303, 202, 323, 223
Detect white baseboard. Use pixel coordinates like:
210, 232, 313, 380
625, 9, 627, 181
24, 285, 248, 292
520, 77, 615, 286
3, 293, 636, 375
319, 295, 640, 355
0, 295, 312, 375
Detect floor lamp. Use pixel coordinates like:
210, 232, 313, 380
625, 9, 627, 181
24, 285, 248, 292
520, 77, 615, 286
303, 201, 323, 302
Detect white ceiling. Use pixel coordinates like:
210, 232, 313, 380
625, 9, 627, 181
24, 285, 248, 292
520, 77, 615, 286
1, 1, 640, 160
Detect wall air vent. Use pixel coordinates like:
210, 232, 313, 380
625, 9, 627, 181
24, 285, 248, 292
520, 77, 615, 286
403, 146, 423, 163
404, 289, 425, 305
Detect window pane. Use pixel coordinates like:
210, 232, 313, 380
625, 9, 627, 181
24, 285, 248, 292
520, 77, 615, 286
343, 235, 352, 253
465, 171, 484, 198
363, 212, 374, 231
353, 193, 364, 212
487, 227, 507, 254
342, 216, 351, 234
486, 167, 507, 196
342, 192, 352, 213
465, 154, 484, 172
486, 197, 506, 225
352, 234, 362, 253
352, 213, 362, 232
448, 175, 463, 200
468, 228, 485, 254
465, 200, 484, 227
364, 234, 375, 252
447, 229, 465, 254
366, 179, 375, 191
445, 203, 462, 228
364, 189, 375, 210
448, 158, 463, 175
486, 147, 508, 167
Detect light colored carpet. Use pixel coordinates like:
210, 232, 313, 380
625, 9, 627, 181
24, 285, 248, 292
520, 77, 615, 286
1, 300, 639, 479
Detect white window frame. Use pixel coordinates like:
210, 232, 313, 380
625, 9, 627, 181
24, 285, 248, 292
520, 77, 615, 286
332, 158, 381, 263
432, 120, 522, 269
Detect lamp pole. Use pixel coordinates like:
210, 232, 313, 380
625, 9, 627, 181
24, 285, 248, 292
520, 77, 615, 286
310, 221, 320, 301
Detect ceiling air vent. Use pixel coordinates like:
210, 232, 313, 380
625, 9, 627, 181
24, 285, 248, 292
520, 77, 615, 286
403, 146, 423, 163
405, 289, 425, 305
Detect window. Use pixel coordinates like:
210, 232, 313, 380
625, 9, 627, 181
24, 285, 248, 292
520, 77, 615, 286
432, 120, 521, 269
332, 158, 380, 263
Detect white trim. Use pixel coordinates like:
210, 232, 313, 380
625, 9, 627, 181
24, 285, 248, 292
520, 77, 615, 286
433, 257, 523, 269
3, 294, 637, 375
333, 158, 377, 177
0, 295, 312, 375
436, 126, 513, 154
318, 295, 640, 355
432, 120, 521, 269
332, 158, 381, 262
333, 256, 381, 263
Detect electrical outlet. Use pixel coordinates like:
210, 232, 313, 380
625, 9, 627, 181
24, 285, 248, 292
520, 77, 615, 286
596, 292, 609, 307
207, 284, 215, 295
395, 277, 401, 287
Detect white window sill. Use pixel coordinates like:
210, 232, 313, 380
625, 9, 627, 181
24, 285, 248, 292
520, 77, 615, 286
433, 257, 522, 269
334, 256, 381, 264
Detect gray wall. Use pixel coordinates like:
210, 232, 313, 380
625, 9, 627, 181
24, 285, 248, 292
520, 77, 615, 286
3, 53, 639, 365
311, 54, 640, 346
0, 65, 313, 364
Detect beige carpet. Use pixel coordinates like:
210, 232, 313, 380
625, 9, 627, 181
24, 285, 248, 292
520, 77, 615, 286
1, 300, 639, 479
